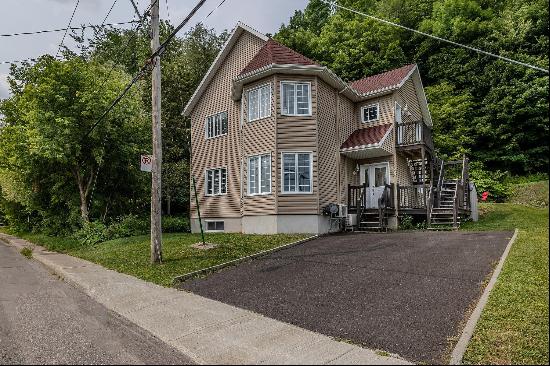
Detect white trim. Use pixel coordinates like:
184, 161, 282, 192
360, 103, 380, 123
280, 80, 312, 117
204, 166, 228, 197
182, 22, 268, 117
247, 152, 272, 196
246, 82, 272, 122
280, 151, 314, 195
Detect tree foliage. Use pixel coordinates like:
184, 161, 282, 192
275, 0, 549, 175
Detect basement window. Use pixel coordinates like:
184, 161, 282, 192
206, 221, 224, 232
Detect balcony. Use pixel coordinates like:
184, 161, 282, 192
395, 120, 433, 152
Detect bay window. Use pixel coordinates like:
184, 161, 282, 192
248, 154, 271, 195
281, 81, 311, 116
282, 152, 312, 193
248, 84, 271, 122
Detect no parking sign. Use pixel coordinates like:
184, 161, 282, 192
140, 155, 153, 172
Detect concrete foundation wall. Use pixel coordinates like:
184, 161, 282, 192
191, 215, 330, 234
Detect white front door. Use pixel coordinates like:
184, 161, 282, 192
360, 163, 390, 208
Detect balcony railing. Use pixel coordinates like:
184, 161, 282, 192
396, 120, 433, 150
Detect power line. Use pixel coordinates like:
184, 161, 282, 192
0, 20, 138, 38
323, 0, 549, 74
85, 0, 228, 138
101, 0, 119, 25
55, 0, 81, 58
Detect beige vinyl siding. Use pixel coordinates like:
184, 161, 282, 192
394, 77, 422, 123
338, 94, 359, 203
189, 31, 266, 219
316, 78, 339, 209
275, 75, 318, 214
395, 154, 413, 185
242, 76, 277, 215
357, 93, 394, 128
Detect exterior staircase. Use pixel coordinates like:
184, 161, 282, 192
429, 180, 459, 230
357, 209, 386, 231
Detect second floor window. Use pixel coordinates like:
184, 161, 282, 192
206, 111, 228, 138
248, 154, 271, 195
282, 152, 312, 193
248, 84, 271, 122
205, 168, 227, 196
361, 104, 379, 123
281, 81, 311, 116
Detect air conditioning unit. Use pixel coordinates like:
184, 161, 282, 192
347, 213, 357, 226
337, 204, 348, 218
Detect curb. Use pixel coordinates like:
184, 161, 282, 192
172, 234, 318, 285
449, 228, 519, 365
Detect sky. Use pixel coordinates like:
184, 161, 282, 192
0, 0, 309, 99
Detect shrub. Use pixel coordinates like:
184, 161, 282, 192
104, 214, 149, 240
469, 162, 511, 202
20, 247, 33, 258
399, 214, 414, 230
73, 221, 107, 246
162, 216, 190, 233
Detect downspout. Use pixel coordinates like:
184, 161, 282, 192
239, 90, 244, 215
335, 90, 341, 204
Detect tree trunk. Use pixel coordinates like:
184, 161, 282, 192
73, 167, 95, 223
167, 193, 171, 216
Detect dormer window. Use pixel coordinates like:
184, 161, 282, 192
361, 103, 379, 123
281, 81, 311, 116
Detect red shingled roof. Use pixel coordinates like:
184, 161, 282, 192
350, 64, 416, 95
341, 124, 392, 150
239, 38, 319, 76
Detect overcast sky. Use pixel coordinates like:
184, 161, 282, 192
0, 0, 308, 99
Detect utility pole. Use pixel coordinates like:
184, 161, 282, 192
150, 0, 162, 264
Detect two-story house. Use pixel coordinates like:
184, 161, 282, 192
183, 22, 473, 234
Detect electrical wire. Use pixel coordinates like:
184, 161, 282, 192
322, 0, 549, 74
0, 21, 138, 38
55, 0, 81, 58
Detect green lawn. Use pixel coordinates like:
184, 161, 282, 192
0, 230, 308, 287
461, 203, 549, 365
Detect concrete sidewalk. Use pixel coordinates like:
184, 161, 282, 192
0, 233, 411, 365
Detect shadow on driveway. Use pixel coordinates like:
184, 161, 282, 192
180, 230, 512, 364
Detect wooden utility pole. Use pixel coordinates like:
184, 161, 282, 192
150, 0, 162, 264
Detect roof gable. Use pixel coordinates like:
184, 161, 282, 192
239, 39, 319, 76
182, 22, 268, 116
350, 64, 416, 96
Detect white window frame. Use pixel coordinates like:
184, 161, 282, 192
280, 151, 313, 194
247, 83, 272, 122
205, 111, 228, 139
361, 103, 380, 123
204, 167, 227, 196
205, 220, 225, 232
280, 81, 312, 117
247, 152, 272, 196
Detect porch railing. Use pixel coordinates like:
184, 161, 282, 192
396, 120, 433, 150
397, 185, 427, 209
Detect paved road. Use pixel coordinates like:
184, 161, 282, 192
0, 241, 194, 365
182, 230, 513, 364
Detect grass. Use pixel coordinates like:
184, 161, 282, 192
461, 203, 549, 365
19, 247, 33, 258
0, 229, 308, 287
507, 180, 549, 208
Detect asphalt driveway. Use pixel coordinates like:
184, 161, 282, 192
180, 230, 512, 364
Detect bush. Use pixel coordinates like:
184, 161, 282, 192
73, 221, 107, 246
469, 162, 511, 202
399, 214, 414, 230
104, 214, 149, 240
162, 216, 190, 233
